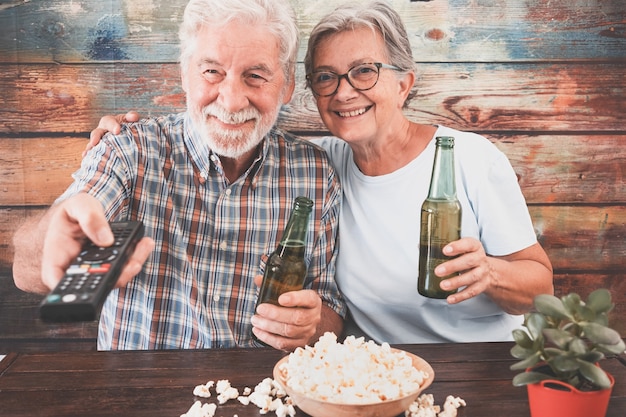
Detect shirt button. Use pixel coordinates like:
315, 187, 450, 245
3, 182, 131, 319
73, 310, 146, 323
213, 295, 220, 302
219, 241, 227, 250
224, 188, 232, 196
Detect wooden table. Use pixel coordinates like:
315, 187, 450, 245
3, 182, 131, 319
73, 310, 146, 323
0, 342, 624, 416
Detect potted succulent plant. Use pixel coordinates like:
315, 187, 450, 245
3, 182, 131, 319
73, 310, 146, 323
509, 288, 625, 417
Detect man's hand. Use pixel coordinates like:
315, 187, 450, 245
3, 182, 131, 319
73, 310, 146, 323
41, 193, 155, 291
84, 111, 141, 157
251, 275, 323, 351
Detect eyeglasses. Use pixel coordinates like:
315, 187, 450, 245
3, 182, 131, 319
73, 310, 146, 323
306, 62, 401, 97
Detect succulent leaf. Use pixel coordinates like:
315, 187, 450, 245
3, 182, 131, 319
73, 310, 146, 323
543, 347, 565, 360
510, 352, 541, 371
568, 337, 588, 355
535, 294, 571, 320
543, 328, 573, 349
526, 312, 548, 339
578, 360, 612, 389
512, 329, 534, 348
512, 371, 552, 387
551, 355, 579, 372
577, 305, 596, 322
561, 293, 581, 315
580, 351, 605, 363
510, 344, 535, 359
586, 289, 614, 314
598, 338, 626, 355
582, 322, 622, 345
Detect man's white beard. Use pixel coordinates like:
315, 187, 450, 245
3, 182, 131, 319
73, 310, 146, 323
189, 101, 281, 159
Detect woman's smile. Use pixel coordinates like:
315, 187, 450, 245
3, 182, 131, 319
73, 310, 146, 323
336, 105, 372, 118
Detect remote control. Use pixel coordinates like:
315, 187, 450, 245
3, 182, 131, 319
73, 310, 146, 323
39, 220, 144, 322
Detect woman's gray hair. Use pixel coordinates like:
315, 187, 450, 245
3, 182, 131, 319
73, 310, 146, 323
304, 1, 417, 107
179, 0, 299, 83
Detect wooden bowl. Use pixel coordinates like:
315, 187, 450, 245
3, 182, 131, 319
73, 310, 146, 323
273, 349, 434, 417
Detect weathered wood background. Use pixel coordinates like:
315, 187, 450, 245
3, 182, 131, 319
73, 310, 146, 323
0, 0, 625, 350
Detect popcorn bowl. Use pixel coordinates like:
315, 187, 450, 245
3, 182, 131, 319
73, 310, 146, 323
273, 348, 434, 417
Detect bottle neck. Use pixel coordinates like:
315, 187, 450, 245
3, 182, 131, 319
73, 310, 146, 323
279, 197, 313, 246
427, 137, 457, 200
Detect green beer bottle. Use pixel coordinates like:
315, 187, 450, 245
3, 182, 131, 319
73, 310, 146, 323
418, 136, 462, 299
256, 196, 313, 306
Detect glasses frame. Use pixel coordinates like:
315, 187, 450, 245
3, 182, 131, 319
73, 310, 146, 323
306, 62, 401, 97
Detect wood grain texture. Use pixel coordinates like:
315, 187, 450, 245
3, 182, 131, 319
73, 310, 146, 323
1, 0, 624, 63
0, 343, 624, 416
1, 62, 625, 134
0, 138, 83, 206
530, 206, 626, 271
1, 134, 624, 206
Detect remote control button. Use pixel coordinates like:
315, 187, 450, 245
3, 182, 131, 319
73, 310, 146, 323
62, 294, 77, 303
46, 294, 62, 303
89, 264, 111, 273
66, 265, 88, 275
79, 247, 118, 263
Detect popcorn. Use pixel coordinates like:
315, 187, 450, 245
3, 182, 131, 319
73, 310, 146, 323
279, 332, 428, 404
438, 395, 466, 417
275, 399, 296, 417
183, 377, 463, 417
215, 379, 240, 404
192, 381, 214, 398
180, 400, 217, 417
184, 375, 294, 417
180, 333, 463, 417
405, 394, 466, 417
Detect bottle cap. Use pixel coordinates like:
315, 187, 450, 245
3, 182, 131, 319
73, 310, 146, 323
435, 136, 455, 147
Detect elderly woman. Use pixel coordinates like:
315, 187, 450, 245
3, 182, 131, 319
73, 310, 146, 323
305, 1, 552, 343
85, 1, 553, 344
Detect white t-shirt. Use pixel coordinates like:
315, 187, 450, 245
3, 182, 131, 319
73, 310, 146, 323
313, 125, 536, 343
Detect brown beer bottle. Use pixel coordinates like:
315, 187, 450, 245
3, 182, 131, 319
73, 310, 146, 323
256, 196, 313, 307
418, 136, 462, 299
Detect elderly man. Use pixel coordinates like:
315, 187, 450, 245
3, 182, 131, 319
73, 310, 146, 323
12, 0, 345, 351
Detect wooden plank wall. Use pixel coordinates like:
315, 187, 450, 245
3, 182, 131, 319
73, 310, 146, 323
0, 0, 625, 349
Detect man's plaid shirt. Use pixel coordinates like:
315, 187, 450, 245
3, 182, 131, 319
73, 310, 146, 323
59, 113, 345, 349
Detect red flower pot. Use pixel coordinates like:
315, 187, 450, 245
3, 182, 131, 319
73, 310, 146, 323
526, 372, 614, 417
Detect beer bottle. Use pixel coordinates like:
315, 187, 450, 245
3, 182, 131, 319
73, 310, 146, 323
256, 196, 313, 307
418, 136, 462, 299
